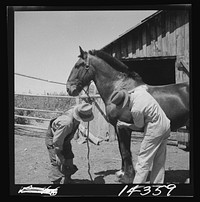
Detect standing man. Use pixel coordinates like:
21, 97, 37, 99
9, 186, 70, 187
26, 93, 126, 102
110, 85, 171, 184
45, 103, 94, 184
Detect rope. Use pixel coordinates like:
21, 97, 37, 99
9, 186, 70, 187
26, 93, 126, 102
86, 121, 93, 182
16, 72, 109, 122
15, 73, 66, 86
82, 88, 109, 122
85, 84, 93, 182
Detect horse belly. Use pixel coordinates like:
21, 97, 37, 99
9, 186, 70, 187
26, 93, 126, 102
151, 93, 189, 131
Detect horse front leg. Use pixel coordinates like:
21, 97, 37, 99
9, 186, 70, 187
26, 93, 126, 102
116, 127, 135, 184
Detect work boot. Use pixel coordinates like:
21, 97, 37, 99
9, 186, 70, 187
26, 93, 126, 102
52, 177, 62, 184
115, 169, 125, 178
61, 164, 78, 184
64, 159, 78, 175
70, 165, 78, 175
63, 175, 73, 184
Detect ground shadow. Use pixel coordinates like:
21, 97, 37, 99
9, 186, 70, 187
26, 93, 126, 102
71, 179, 94, 184
71, 169, 189, 184
70, 169, 119, 184
94, 169, 119, 176
71, 176, 106, 184
93, 169, 119, 184
146, 169, 190, 184
165, 170, 190, 183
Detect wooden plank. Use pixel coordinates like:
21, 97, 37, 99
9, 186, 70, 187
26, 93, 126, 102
112, 43, 117, 58
180, 60, 189, 77
156, 14, 162, 56
15, 124, 47, 130
180, 11, 186, 56
115, 41, 121, 59
167, 140, 178, 146
15, 107, 63, 114
131, 32, 137, 58
161, 11, 167, 56
15, 93, 101, 99
142, 25, 147, 57
169, 11, 176, 56
121, 38, 128, 58
15, 93, 73, 99
165, 11, 170, 56
176, 11, 185, 56
138, 27, 144, 57
127, 34, 133, 58
135, 30, 140, 57
15, 114, 51, 121
131, 132, 179, 146
131, 131, 189, 141
175, 56, 183, 83
146, 22, 151, 57
184, 11, 189, 62
150, 19, 157, 57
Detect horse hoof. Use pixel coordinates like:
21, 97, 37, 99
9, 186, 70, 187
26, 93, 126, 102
118, 174, 133, 184
115, 170, 125, 178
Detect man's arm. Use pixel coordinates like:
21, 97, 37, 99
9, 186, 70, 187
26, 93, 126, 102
54, 147, 65, 164
117, 120, 143, 131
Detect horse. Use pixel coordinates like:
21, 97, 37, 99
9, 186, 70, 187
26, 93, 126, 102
66, 46, 189, 183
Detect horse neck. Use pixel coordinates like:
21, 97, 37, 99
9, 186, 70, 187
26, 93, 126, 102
90, 56, 142, 104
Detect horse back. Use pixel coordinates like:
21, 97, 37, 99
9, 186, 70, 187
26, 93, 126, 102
147, 82, 189, 131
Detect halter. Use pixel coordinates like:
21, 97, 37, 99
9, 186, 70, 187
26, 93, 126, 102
78, 54, 92, 91
85, 54, 90, 70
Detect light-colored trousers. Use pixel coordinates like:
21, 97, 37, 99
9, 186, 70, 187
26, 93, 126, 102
133, 128, 171, 184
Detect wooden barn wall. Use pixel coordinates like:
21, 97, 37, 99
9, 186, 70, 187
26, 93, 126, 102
103, 10, 190, 83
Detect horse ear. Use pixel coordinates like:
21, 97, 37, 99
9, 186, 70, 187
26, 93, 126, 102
78, 46, 86, 59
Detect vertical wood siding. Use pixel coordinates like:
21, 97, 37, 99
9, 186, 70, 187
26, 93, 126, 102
102, 10, 190, 83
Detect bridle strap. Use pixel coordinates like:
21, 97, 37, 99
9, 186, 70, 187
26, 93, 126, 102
78, 54, 91, 88
85, 54, 90, 69
79, 54, 109, 123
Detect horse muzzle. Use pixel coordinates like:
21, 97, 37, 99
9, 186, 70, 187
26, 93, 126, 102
66, 82, 82, 96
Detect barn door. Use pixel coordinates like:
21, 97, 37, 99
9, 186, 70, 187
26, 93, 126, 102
122, 57, 176, 85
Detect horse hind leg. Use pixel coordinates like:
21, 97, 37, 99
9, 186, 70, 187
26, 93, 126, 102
116, 128, 135, 184
186, 119, 189, 131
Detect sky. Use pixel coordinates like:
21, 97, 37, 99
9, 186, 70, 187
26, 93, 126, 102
14, 10, 157, 95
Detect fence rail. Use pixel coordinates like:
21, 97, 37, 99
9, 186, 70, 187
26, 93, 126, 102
15, 107, 63, 114
14, 93, 189, 147
15, 123, 48, 130
15, 93, 101, 99
14, 92, 113, 140
15, 114, 51, 121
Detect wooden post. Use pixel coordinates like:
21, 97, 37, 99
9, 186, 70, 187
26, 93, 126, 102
108, 124, 116, 142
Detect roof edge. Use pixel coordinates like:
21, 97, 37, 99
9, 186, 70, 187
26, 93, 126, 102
100, 10, 161, 50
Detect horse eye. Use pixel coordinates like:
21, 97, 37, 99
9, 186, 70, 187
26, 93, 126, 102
75, 62, 85, 69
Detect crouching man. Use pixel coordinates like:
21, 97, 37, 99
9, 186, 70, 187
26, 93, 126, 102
45, 103, 94, 184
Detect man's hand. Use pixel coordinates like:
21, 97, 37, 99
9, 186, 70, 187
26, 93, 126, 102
117, 120, 142, 131
117, 120, 130, 129
55, 147, 66, 165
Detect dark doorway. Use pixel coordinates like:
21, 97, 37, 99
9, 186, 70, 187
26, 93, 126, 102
122, 57, 176, 85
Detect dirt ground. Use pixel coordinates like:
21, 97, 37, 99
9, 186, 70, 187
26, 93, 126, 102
14, 127, 190, 185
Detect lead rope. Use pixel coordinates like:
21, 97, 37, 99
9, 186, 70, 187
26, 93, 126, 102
86, 121, 93, 182
84, 85, 94, 182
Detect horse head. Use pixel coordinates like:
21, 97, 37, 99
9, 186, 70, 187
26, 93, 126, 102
66, 46, 95, 96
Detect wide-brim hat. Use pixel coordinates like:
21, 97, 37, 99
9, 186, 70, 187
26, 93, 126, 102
110, 90, 129, 109
73, 103, 94, 122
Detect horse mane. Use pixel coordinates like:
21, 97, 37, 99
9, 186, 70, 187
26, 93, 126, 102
89, 49, 143, 81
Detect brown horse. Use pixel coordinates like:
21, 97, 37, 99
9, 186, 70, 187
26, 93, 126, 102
66, 46, 189, 183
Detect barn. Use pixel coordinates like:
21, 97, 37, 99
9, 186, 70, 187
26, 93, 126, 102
100, 9, 190, 85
